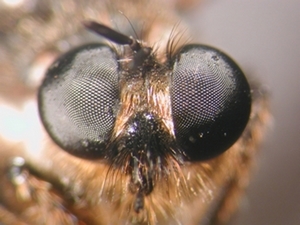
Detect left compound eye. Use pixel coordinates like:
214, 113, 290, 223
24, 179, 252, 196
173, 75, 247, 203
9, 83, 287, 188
170, 44, 251, 161
38, 44, 120, 158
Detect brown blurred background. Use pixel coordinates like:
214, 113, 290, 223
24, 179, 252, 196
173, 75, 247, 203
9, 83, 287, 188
188, 0, 300, 224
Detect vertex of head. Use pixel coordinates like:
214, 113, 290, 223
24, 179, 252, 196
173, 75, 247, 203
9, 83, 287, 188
83, 21, 152, 70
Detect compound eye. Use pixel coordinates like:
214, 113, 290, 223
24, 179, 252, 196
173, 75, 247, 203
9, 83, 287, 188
38, 44, 119, 158
171, 45, 251, 161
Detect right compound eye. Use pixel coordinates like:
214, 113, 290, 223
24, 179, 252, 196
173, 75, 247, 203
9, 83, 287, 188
170, 45, 251, 161
38, 44, 120, 158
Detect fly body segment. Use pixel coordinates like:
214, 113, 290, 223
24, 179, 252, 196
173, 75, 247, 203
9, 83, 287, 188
0, 0, 270, 225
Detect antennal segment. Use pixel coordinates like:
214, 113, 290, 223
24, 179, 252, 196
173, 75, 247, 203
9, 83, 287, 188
83, 21, 141, 51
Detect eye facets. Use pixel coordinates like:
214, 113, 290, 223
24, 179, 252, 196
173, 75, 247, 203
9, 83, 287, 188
38, 44, 119, 158
170, 44, 251, 161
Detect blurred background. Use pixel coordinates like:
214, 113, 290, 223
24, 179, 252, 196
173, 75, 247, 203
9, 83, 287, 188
188, 0, 300, 224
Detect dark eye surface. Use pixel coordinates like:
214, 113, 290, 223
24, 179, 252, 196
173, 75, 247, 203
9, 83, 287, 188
38, 44, 119, 158
171, 44, 251, 161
